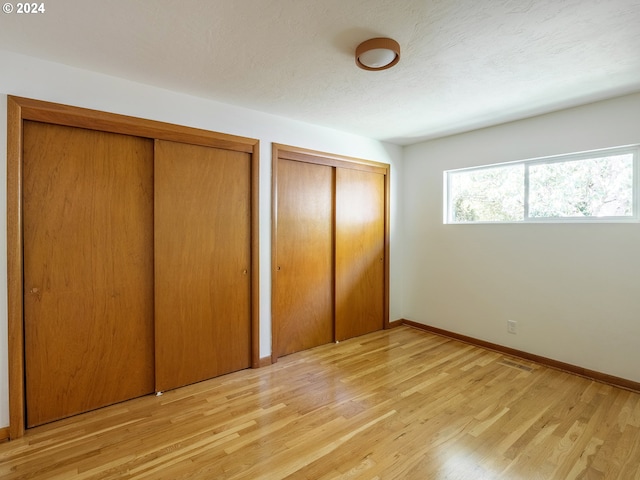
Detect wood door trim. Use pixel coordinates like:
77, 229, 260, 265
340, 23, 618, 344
383, 166, 391, 331
11, 96, 258, 153
270, 147, 279, 364
7, 96, 260, 439
7, 97, 24, 440
250, 143, 260, 369
271, 144, 391, 363
273, 143, 388, 175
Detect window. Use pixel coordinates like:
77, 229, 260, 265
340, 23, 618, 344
445, 146, 639, 223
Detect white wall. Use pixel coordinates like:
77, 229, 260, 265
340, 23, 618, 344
403, 93, 640, 383
0, 51, 405, 429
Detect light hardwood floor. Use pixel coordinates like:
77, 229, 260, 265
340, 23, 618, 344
1, 326, 639, 479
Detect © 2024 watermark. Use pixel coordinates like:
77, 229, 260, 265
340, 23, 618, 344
3, 2, 46, 14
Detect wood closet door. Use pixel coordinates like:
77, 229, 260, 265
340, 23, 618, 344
274, 159, 334, 357
154, 140, 251, 392
23, 121, 155, 427
335, 168, 385, 341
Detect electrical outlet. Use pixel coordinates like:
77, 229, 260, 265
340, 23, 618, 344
507, 320, 517, 334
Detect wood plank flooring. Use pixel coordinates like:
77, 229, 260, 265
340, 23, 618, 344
1, 326, 639, 479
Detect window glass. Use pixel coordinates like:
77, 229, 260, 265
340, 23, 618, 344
528, 154, 633, 218
445, 147, 637, 224
449, 164, 524, 222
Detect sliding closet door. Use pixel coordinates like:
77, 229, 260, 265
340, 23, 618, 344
23, 121, 155, 427
154, 140, 252, 392
335, 167, 385, 341
274, 159, 334, 357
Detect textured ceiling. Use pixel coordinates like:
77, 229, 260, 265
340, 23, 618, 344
1, 0, 640, 145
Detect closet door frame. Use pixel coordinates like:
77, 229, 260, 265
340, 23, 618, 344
6, 96, 261, 439
271, 143, 390, 364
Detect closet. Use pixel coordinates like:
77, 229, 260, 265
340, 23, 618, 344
23, 122, 156, 427
273, 159, 334, 357
272, 144, 389, 360
8, 97, 259, 435
154, 140, 252, 392
335, 167, 386, 341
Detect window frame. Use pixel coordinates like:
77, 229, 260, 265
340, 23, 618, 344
444, 145, 640, 224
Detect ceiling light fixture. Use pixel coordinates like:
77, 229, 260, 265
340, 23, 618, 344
355, 37, 400, 71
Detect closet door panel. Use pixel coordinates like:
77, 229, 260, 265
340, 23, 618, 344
155, 140, 251, 392
335, 168, 385, 341
23, 121, 155, 427
274, 159, 334, 357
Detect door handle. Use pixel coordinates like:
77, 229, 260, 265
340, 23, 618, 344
29, 287, 41, 301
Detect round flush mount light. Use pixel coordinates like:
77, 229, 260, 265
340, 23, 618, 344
355, 37, 400, 71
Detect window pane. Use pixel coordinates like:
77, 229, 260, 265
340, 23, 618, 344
529, 154, 634, 218
449, 164, 524, 222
